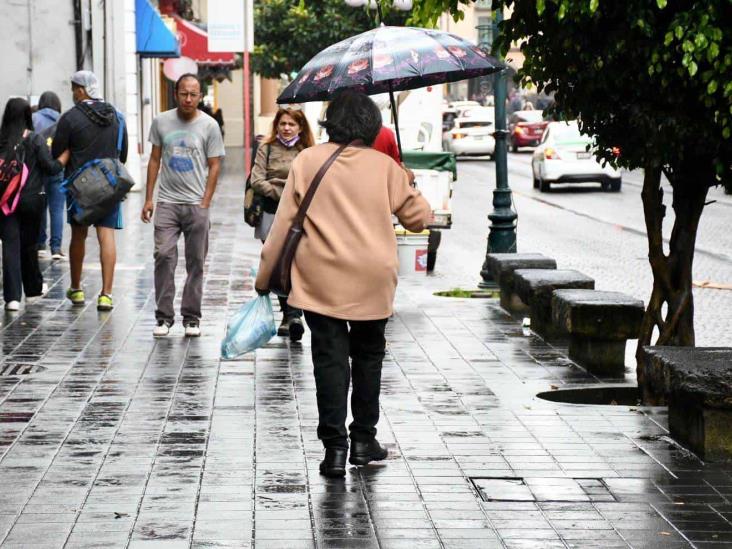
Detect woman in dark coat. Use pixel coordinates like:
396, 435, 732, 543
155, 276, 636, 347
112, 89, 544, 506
0, 98, 67, 310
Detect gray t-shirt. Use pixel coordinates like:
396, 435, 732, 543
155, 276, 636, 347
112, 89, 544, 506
149, 109, 225, 204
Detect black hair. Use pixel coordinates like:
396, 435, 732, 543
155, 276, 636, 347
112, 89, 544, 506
0, 97, 33, 156
38, 91, 62, 113
320, 90, 382, 145
175, 73, 202, 93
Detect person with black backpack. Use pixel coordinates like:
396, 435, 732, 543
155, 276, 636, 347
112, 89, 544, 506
32, 91, 65, 260
51, 70, 129, 311
0, 98, 68, 311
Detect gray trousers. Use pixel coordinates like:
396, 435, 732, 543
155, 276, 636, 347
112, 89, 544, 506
154, 203, 210, 323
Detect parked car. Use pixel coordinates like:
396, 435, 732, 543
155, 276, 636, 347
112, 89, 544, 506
531, 121, 621, 192
444, 113, 495, 158
509, 110, 547, 151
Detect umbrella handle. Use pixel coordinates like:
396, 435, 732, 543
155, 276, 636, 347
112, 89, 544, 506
388, 82, 403, 161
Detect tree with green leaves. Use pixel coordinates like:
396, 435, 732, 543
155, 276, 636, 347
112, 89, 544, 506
252, 0, 409, 79
403, 0, 732, 385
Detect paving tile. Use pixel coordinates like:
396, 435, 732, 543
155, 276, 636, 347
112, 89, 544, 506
0, 149, 727, 547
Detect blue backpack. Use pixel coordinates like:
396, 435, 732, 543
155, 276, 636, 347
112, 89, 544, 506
62, 111, 135, 225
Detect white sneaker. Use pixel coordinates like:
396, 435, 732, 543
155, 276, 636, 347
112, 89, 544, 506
184, 321, 201, 337
37, 249, 50, 258
51, 250, 66, 261
5, 301, 20, 311
153, 320, 171, 337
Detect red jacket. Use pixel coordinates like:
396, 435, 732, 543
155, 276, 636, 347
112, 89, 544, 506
372, 126, 401, 163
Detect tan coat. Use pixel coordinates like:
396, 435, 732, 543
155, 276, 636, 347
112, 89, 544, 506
255, 142, 431, 320
250, 139, 304, 201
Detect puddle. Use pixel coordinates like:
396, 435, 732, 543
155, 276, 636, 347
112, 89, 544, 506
536, 385, 640, 406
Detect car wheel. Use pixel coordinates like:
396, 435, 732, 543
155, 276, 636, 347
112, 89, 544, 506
539, 179, 550, 192
511, 142, 518, 153
610, 178, 622, 192
533, 175, 540, 189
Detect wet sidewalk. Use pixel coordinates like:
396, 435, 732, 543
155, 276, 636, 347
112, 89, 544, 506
1, 151, 731, 549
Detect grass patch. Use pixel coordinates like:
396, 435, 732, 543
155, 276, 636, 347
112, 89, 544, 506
433, 288, 498, 299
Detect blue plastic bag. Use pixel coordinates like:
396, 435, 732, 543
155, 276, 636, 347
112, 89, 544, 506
221, 295, 277, 359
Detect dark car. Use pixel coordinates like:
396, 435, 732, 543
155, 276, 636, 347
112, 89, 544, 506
509, 110, 547, 152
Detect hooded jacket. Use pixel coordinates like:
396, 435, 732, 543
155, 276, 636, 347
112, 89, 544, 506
51, 99, 128, 178
32, 108, 60, 136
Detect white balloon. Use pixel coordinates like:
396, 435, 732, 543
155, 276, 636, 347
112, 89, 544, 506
393, 0, 413, 9
344, 0, 368, 6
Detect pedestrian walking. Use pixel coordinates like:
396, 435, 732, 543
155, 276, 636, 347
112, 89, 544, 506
249, 107, 314, 342
0, 98, 67, 311
254, 91, 431, 477
141, 73, 225, 338
51, 70, 128, 311
32, 91, 66, 260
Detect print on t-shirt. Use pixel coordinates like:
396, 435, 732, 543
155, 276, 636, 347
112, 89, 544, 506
165, 131, 198, 173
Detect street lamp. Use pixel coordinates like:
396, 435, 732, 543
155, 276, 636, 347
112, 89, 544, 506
478, 5, 517, 288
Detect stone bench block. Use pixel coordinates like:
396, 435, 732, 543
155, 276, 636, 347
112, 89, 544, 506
552, 289, 644, 377
514, 269, 595, 338
485, 253, 557, 312
643, 346, 732, 461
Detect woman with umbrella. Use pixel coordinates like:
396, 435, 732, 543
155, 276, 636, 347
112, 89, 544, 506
254, 91, 431, 477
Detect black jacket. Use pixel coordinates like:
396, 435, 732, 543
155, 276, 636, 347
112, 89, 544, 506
0, 133, 63, 210
52, 100, 128, 178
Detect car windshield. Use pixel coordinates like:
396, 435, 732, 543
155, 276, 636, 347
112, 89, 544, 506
459, 121, 492, 129
516, 111, 544, 123
552, 124, 592, 145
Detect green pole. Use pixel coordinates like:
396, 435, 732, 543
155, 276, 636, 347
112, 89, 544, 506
479, 4, 517, 288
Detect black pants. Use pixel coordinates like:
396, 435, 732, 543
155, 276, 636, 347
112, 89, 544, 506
0, 200, 44, 303
304, 310, 388, 449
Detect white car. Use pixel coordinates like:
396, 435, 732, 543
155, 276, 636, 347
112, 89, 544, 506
444, 114, 496, 157
531, 121, 621, 192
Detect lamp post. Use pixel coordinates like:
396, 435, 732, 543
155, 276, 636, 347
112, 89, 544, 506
478, 5, 517, 288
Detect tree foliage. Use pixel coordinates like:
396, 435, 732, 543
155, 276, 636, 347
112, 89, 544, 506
404, 0, 732, 375
252, 0, 409, 79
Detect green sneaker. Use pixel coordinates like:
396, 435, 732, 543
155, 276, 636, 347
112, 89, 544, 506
97, 294, 113, 311
66, 288, 85, 305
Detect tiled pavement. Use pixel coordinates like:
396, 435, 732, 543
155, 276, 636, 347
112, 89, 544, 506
1, 151, 732, 548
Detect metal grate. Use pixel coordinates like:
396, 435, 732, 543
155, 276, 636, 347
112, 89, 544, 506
0, 364, 44, 377
470, 477, 616, 503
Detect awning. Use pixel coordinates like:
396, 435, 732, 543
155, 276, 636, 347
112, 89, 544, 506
173, 15, 236, 65
136, 0, 180, 58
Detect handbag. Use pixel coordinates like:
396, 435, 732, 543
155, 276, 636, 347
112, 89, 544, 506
243, 144, 271, 227
62, 111, 134, 225
268, 142, 350, 297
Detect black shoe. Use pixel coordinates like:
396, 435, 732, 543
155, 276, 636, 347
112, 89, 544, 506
288, 317, 304, 342
349, 439, 388, 466
319, 447, 347, 477
277, 319, 289, 337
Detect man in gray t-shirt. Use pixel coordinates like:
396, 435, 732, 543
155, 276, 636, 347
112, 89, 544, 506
141, 73, 225, 338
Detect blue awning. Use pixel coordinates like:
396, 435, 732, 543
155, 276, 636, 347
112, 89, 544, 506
136, 0, 180, 58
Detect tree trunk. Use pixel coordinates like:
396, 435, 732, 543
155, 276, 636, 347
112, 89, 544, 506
636, 159, 710, 401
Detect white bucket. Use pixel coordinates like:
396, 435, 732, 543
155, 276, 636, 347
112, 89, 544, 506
396, 232, 429, 276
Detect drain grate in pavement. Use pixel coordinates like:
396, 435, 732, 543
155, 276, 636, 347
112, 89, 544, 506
0, 364, 45, 377
471, 477, 617, 503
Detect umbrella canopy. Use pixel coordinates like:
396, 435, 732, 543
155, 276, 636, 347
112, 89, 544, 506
277, 26, 504, 104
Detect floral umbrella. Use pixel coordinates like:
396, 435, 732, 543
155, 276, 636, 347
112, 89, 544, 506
277, 25, 504, 155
